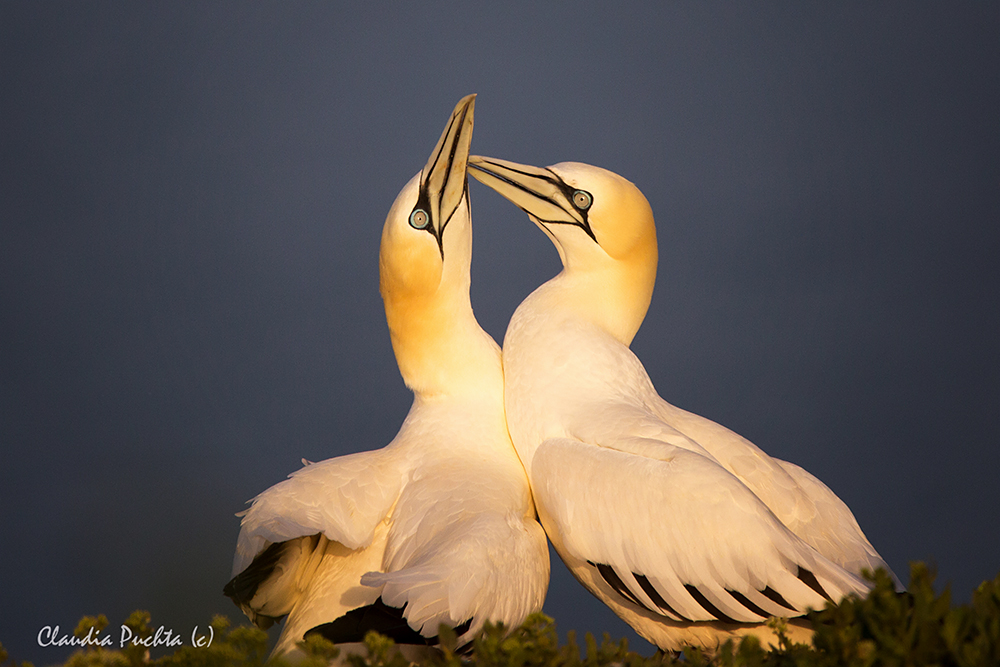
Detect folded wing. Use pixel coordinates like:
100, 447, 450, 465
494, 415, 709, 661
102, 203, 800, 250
233, 449, 404, 575
531, 438, 871, 625
225, 450, 405, 629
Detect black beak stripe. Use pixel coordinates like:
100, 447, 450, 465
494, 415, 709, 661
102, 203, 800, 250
470, 160, 598, 244
419, 101, 473, 259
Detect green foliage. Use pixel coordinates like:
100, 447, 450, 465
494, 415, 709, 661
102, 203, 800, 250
155, 615, 271, 667
4, 563, 999, 667
0, 640, 34, 667
345, 631, 411, 667
462, 614, 574, 667
806, 564, 1000, 667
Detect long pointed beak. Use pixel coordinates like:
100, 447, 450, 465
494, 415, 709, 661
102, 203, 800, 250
418, 94, 475, 256
468, 155, 597, 242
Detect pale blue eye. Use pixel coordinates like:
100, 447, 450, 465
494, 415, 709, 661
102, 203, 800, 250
409, 209, 429, 229
572, 190, 592, 210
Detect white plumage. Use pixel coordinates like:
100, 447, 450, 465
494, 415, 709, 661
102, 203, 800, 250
225, 98, 549, 660
469, 155, 899, 651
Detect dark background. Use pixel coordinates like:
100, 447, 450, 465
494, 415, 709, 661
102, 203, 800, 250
2, 3, 998, 664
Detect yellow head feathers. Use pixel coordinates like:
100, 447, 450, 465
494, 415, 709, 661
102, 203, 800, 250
469, 156, 658, 345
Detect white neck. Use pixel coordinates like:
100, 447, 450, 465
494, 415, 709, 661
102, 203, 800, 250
525, 258, 656, 347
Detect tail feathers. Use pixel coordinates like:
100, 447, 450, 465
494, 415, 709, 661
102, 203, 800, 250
305, 598, 472, 647
362, 566, 477, 638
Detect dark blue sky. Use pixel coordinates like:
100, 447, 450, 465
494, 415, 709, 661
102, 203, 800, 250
2, 3, 998, 664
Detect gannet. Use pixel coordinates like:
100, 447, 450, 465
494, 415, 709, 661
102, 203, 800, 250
468, 155, 899, 652
223, 97, 549, 661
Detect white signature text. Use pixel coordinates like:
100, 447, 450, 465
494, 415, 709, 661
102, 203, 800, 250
37, 624, 214, 649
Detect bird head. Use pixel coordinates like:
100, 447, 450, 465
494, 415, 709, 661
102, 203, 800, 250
379, 95, 497, 394
380, 95, 475, 303
469, 156, 658, 345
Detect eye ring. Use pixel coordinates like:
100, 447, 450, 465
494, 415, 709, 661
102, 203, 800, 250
409, 208, 430, 229
572, 190, 593, 210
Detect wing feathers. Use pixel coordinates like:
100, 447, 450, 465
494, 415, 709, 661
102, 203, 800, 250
593, 563, 644, 610
725, 589, 773, 620
760, 585, 798, 612
644, 570, 711, 621
233, 450, 403, 576
684, 585, 742, 624
223, 535, 325, 627
634, 573, 690, 622
533, 438, 872, 627
797, 566, 831, 602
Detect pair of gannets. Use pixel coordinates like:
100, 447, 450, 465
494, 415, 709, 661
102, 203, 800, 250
226, 94, 898, 658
